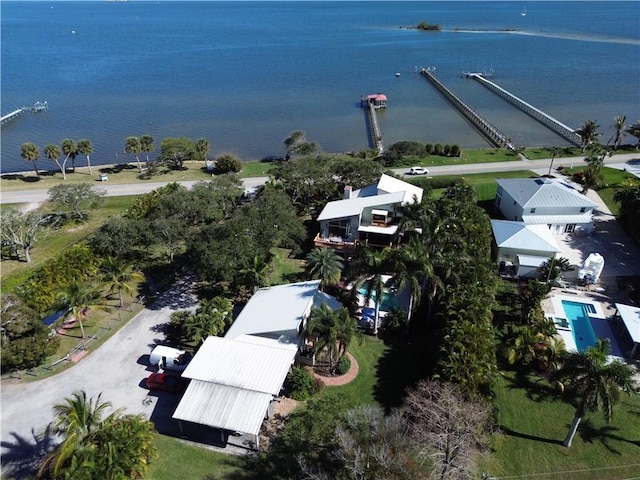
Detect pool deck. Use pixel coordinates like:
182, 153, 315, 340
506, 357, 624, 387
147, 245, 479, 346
544, 290, 625, 359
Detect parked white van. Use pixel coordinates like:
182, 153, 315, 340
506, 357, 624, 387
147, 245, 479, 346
149, 345, 191, 371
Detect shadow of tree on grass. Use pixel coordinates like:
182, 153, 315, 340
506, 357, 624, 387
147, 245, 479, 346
578, 419, 640, 454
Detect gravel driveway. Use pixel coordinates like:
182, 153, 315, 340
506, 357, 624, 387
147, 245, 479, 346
1, 278, 198, 478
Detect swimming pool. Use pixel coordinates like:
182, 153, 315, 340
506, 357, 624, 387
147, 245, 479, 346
561, 300, 598, 352
357, 282, 399, 312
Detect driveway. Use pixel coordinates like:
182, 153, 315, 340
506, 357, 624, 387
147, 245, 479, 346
0, 278, 200, 478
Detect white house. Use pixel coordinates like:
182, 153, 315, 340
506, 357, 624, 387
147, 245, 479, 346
491, 219, 561, 277
172, 280, 341, 448
494, 178, 597, 235
314, 174, 424, 253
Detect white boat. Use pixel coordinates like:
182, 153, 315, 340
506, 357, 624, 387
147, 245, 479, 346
521, 6, 527, 16
394, 72, 401, 77
578, 253, 604, 284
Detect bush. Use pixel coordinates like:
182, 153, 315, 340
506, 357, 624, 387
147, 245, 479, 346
335, 355, 351, 375
433, 143, 443, 156
424, 143, 433, 155
216, 154, 243, 174
450, 144, 461, 157
285, 365, 322, 400
443, 144, 452, 156
388, 141, 425, 157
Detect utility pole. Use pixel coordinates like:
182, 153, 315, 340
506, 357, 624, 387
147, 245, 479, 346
547, 147, 558, 176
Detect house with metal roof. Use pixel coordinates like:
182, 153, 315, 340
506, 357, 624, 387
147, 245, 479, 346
494, 178, 597, 235
314, 174, 423, 254
172, 280, 341, 448
491, 219, 561, 277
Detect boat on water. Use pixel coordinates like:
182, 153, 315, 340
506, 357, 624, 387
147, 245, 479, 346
521, 6, 527, 16
394, 72, 401, 77
578, 253, 604, 284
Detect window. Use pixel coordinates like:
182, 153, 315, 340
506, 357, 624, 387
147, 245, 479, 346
530, 208, 536, 213
564, 224, 576, 234
580, 207, 586, 213
495, 193, 502, 207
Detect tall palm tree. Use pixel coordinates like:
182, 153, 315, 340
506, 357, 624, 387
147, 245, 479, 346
61, 138, 78, 175
305, 247, 344, 291
239, 254, 272, 290
125, 136, 143, 172
575, 120, 601, 152
139, 134, 154, 165
551, 339, 636, 448
608, 115, 627, 150
44, 143, 64, 178
20, 142, 40, 177
57, 281, 107, 338
76, 139, 93, 174
195, 138, 210, 163
100, 257, 145, 307
304, 303, 339, 372
349, 246, 392, 335
334, 307, 362, 361
38, 390, 115, 478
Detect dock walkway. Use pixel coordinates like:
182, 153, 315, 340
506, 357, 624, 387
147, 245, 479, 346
361, 94, 386, 154
420, 68, 516, 151
468, 75, 582, 146
1, 101, 48, 127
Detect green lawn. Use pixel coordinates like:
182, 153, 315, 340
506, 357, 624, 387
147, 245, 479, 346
147, 435, 245, 480
269, 247, 306, 286
481, 371, 640, 480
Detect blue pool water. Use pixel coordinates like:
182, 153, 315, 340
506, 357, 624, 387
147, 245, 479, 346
357, 283, 399, 312
561, 300, 598, 352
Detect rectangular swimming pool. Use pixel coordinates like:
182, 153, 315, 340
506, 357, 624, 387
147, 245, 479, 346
561, 300, 598, 352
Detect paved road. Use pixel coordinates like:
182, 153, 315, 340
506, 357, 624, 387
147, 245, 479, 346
2, 153, 638, 205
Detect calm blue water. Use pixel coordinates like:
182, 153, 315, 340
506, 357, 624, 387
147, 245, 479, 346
358, 282, 398, 311
2, 1, 639, 173
562, 300, 597, 352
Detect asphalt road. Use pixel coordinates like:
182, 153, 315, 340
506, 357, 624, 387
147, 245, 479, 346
2, 153, 638, 205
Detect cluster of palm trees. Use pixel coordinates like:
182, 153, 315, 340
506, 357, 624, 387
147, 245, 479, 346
124, 135, 155, 172
38, 390, 156, 479
576, 116, 640, 152
56, 257, 143, 339
21, 139, 94, 180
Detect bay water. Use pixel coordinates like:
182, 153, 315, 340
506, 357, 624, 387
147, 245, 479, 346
1, 1, 639, 173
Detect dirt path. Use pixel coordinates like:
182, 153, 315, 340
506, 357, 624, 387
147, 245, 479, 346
312, 352, 359, 387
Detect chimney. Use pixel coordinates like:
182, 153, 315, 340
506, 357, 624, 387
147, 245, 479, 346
344, 185, 352, 199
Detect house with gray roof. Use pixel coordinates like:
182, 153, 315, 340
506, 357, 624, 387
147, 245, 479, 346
314, 174, 423, 253
491, 219, 561, 277
494, 178, 597, 235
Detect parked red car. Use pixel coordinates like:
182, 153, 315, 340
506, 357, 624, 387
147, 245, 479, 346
145, 372, 188, 393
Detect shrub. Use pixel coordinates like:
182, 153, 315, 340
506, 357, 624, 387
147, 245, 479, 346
433, 143, 443, 156
335, 355, 351, 375
425, 143, 433, 155
388, 140, 425, 157
216, 154, 243, 174
450, 144, 461, 157
285, 365, 322, 400
443, 144, 452, 156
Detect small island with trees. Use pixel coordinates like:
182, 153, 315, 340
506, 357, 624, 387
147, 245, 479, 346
415, 21, 442, 31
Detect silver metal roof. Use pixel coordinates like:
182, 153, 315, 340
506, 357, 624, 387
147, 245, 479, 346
496, 178, 597, 209
521, 213, 593, 225
225, 280, 321, 339
172, 381, 273, 436
181, 336, 297, 394
491, 220, 560, 253
615, 303, 640, 343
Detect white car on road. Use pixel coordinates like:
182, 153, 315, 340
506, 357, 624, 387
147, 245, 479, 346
408, 166, 429, 175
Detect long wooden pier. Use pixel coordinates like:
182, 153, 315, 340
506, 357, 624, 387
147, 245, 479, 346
420, 68, 516, 151
1, 101, 49, 127
468, 75, 582, 146
361, 94, 386, 154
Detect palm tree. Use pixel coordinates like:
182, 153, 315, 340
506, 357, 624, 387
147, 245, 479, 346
44, 143, 64, 178
77, 139, 93, 174
349, 246, 393, 335
305, 247, 344, 291
195, 138, 210, 163
57, 281, 107, 338
139, 134, 154, 165
608, 115, 627, 150
38, 390, 114, 478
125, 136, 143, 172
20, 142, 40, 177
507, 326, 544, 366
575, 120, 601, 152
61, 138, 78, 175
100, 257, 145, 307
304, 303, 339, 372
239, 254, 272, 290
625, 121, 640, 149
334, 307, 362, 361
551, 339, 636, 448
